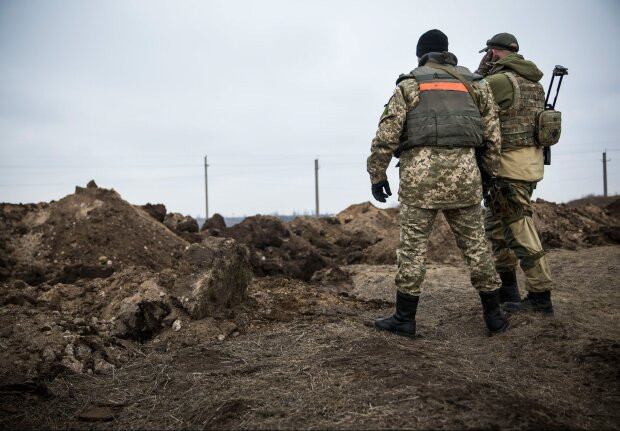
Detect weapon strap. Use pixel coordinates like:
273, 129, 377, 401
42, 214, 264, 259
426, 62, 480, 108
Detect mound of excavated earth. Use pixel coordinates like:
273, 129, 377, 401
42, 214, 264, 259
533, 198, 620, 248
212, 203, 466, 281
0, 181, 188, 285
0, 182, 252, 381
335, 202, 464, 265
1, 181, 618, 385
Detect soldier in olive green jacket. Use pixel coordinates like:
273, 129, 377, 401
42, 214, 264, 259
475, 33, 554, 315
367, 29, 508, 338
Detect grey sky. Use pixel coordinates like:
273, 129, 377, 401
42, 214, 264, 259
1, 0, 619, 217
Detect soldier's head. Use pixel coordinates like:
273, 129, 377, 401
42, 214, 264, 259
416, 29, 448, 59
479, 33, 519, 61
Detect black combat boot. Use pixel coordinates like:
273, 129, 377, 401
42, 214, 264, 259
374, 291, 419, 338
505, 290, 554, 316
498, 269, 521, 305
479, 289, 509, 334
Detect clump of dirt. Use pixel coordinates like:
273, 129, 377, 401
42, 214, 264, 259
140, 203, 167, 223
171, 238, 252, 319
201, 213, 226, 232
163, 212, 202, 243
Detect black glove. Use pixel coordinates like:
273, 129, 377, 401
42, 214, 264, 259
475, 50, 493, 76
371, 180, 392, 203
482, 176, 497, 208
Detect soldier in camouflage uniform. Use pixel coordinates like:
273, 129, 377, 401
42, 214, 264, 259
475, 33, 554, 315
367, 29, 508, 338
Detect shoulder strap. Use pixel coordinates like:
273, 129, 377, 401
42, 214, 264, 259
426, 62, 479, 107
502, 71, 521, 111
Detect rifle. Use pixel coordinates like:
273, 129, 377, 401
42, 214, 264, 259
543, 65, 568, 165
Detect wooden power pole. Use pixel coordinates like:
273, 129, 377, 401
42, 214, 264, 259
603, 150, 610, 197
314, 158, 319, 217
204, 155, 209, 218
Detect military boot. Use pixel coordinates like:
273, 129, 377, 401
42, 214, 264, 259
498, 269, 521, 306
374, 291, 419, 338
505, 290, 554, 316
479, 289, 509, 334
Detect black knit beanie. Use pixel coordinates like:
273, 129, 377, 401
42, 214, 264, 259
416, 29, 448, 57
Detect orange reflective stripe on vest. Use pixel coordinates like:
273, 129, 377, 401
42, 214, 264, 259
419, 82, 468, 92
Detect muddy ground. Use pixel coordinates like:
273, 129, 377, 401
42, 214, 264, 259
1, 245, 618, 430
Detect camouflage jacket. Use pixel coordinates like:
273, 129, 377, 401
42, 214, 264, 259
367, 63, 501, 209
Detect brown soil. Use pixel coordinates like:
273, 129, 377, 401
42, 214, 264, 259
1, 246, 618, 430
1, 182, 619, 429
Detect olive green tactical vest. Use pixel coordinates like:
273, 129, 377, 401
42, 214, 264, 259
498, 71, 545, 150
397, 64, 483, 152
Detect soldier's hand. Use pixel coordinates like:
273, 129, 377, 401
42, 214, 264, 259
371, 180, 392, 203
475, 50, 493, 76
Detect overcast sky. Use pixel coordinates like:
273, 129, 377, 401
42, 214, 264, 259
1, 0, 619, 218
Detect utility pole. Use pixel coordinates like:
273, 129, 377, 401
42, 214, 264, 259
204, 155, 209, 218
603, 150, 610, 197
314, 158, 319, 217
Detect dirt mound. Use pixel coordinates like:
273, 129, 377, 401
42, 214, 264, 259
334, 202, 464, 265
217, 211, 386, 280
0, 182, 253, 381
220, 216, 327, 281
0, 235, 252, 380
336, 203, 397, 264
336, 202, 399, 235
288, 216, 377, 264
532, 199, 620, 248
332, 200, 620, 265
1, 181, 618, 385
0, 182, 188, 285
565, 194, 619, 209
606, 198, 620, 219
217, 197, 620, 280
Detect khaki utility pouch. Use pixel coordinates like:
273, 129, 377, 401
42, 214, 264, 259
536, 109, 562, 146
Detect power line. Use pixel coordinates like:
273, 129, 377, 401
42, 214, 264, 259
1, 147, 618, 165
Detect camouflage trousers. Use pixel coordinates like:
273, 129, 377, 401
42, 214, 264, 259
485, 179, 553, 292
396, 202, 500, 296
